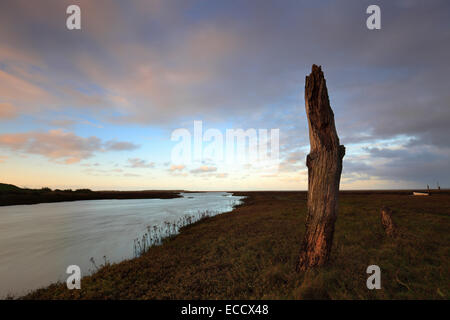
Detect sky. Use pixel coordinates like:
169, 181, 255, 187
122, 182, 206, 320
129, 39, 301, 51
0, 0, 449, 191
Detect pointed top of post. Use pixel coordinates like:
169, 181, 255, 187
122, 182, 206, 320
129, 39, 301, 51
306, 64, 324, 86
311, 64, 322, 73
304, 64, 340, 152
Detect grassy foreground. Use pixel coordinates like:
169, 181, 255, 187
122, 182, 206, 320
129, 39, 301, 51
23, 191, 449, 299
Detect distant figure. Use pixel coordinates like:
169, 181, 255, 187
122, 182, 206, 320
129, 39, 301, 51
427, 184, 430, 191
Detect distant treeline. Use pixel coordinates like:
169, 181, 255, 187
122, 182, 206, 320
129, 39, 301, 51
0, 183, 181, 206
0, 183, 93, 194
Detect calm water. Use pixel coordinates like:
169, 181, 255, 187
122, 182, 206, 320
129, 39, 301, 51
0, 192, 244, 297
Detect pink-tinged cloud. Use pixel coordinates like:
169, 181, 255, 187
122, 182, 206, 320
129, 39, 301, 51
1, 40, 109, 117
169, 164, 185, 172
73, 25, 240, 124
190, 165, 217, 174
0, 129, 139, 164
0, 103, 18, 119
0, 70, 50, 103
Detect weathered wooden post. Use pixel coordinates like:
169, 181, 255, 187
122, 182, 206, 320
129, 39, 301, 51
380, 206, 397, 237
297, 65, 345, 271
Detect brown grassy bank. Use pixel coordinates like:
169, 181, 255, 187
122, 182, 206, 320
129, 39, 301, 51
22, 191, 449, 299
0, 188, 181, 206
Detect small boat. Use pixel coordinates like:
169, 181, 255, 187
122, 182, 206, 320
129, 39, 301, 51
413, 192, 429, 196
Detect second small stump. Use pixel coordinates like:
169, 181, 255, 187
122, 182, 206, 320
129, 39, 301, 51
381, 206, 397, 237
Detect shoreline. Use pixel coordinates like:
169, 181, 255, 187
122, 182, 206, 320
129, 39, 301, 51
2, 189, 448, 207
0, 190, 183, 207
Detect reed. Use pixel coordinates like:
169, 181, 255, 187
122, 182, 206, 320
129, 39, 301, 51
133, 199, 243, 257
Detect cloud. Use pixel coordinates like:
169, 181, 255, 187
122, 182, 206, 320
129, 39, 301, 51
127, 158, 155, 168
123, 173, 141, 177
48, 118, 77, 128
343, 160, 373, 174
0, 69, 50, 104
2, 1, 450, 137
104, 141, 139, 151
0, 129, 139, 164
215, 173, 228, 178
196, 172, 229, 179
0, 103, 18, 120
169, 164, 185, 172
342, 145, 450, 186
363, 147, 407, 159
83, 167, 134, 177
47, 117, 104, 129
190, 165, 217, 174
278, 150, 305, 173
1, 0, 450, 188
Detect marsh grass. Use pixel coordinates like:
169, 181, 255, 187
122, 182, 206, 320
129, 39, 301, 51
22, 191, 449, 300
133, 199, 243, 257
133, 210, 218, 257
